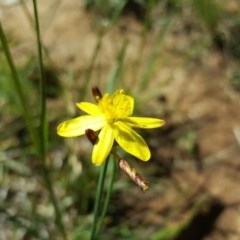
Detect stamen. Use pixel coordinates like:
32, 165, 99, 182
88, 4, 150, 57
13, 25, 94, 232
92, 86, 102, 103
85, 129, 99, 145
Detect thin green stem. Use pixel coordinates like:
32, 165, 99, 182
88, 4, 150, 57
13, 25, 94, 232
95, 156, 116, 236
82, 29, 104, 100
32, 1, 67, 239
19, 0, 52, 61
107, 39, 128, 93
138, 14, 174, 92
32, 0, 47, 159
82, 0, 127, 99
0, 17, 66, 239
90, 157, 110, 240
0, 21, 39, 151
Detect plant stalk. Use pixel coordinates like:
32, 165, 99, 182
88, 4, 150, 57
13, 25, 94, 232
90, 157, 110, 240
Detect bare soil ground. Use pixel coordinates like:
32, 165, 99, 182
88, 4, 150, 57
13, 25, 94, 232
1, 0, 240, 239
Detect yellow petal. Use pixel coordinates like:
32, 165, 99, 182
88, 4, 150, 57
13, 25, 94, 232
57, 115, 105, 137
113, 122, 150, 161
112, 90, 134, 117
76, 102, 102, 116
124, 117, 165, 129
92, 124, 114, 166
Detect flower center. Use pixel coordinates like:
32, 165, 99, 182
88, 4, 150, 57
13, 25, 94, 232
98, 90, 134, 124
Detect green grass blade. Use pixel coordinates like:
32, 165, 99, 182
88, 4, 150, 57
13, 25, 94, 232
90, 158, 110, 240
0, 21, 39, 151
138, 15, 174, 92
106, 40, 128, 93
32, 1, 67, 239
32, 0, 47, 159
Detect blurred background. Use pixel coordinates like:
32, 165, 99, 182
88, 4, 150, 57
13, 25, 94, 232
0, 0, 240, 239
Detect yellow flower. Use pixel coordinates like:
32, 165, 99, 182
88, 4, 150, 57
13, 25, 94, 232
57, 89, 165, 166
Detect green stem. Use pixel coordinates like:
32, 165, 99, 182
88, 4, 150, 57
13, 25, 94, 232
90, 157, 110, 240
138, 14, 174, 92
95, 157, 116, 236
19, 0, 52, 61
0, 18, 67, 239
82, 29, 104, 100
32, 1, 67, 239
0, 21, 39, 151
32, 0, 47, 158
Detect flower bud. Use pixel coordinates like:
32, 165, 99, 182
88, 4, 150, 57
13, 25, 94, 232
118, 159, 149, 191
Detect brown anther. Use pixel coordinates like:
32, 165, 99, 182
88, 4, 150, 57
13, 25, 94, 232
118, 159, 149, 192
85, 129, 99, 145
92, 86, 102, 103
